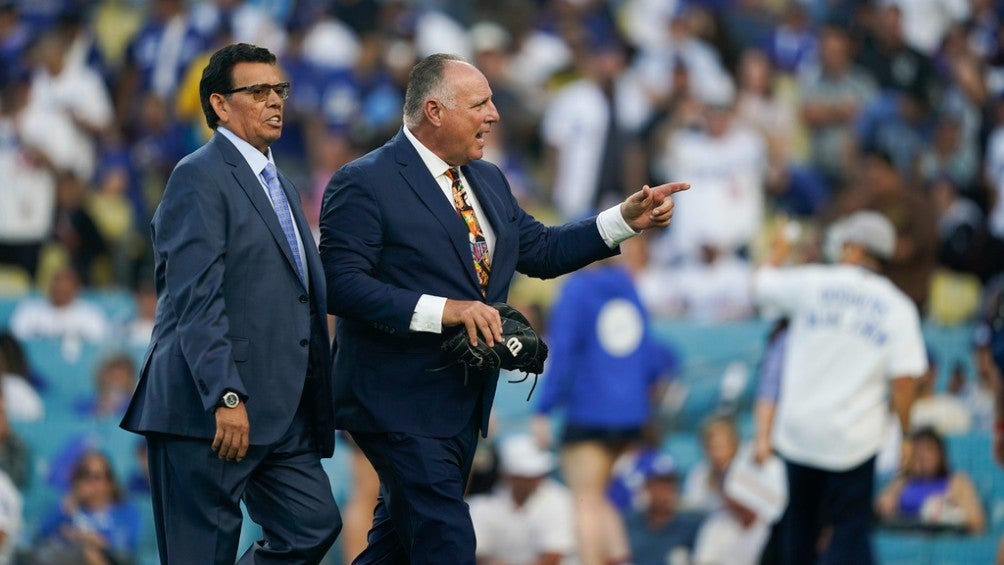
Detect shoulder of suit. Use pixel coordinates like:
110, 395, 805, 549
176, 134, 231, 168
466, 158, 504, 181
341, 139, 397, 173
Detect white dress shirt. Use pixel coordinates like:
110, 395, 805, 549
402, 126, 638, 333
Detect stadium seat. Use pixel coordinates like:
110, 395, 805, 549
22, 337, 101, 406
0, 297, 21, 329
874, 531, 931, 565
945, 433, 1001, 522
928, 535, 998, 564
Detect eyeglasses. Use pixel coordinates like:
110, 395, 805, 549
222, 82, 291, 102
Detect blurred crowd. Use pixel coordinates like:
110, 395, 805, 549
0, 0, 1001, 323
1, 0, 1004, 563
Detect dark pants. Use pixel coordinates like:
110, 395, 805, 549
350, 411, 481, 565
146, 400, 341, 564
781, 456, 875, 565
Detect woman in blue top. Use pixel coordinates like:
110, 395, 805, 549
533, 240, 680, 565
875, 427, 985, 533
36, 450, 140, 565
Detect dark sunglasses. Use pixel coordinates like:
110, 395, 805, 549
222, 82, 291, 102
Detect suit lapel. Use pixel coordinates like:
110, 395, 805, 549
214, 134, 306, 290
393, 133, 482, 292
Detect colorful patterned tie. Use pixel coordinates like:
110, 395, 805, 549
446, 167, 491, 297
261, 162, 306, 285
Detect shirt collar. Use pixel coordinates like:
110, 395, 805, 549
402, 125, 454, 180
217, 126, 275, 177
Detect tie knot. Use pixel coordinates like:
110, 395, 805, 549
445, 167, 460, 185
263, 162, 278, 184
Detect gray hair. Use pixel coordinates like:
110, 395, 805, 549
402, 53, 467, 129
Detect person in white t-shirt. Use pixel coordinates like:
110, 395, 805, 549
9, 265, 110, 349
468, 435, 576, 565
752, 211, 928, 565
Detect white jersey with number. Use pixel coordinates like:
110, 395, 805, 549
754, 264, 928, 471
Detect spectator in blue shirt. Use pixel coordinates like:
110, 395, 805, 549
534, 239, 680, 565
34, 450, 140, 565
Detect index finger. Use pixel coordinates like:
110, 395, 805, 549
650, 182, 691, 198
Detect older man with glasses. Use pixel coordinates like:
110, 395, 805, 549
120, 43, 341, 564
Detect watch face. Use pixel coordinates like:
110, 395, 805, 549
222, 392, 240, 408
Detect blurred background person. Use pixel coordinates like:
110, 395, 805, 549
32, 450, 140, 565
876, 427, 985, 534
797, 23, 876, 191
469, 434, 576, 565
0, 68, 55, 283
9, 265, 110, 355
74, 352, 135, 420
19, 26, 113, 188
623, 451, 704, 565
541, 33, 649, 221
681, 416, 740, 512
649, 77, 767, 267
533, 238, 678, 565
753, 210, 928, 564
833, 149, 938, 311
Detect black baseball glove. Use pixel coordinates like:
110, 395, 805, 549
439, 303, 548, 387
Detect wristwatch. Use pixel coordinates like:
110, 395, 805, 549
218, 391, 241, 409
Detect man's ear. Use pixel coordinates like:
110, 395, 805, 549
424, 99, 443, 127
210, 92, 229, 125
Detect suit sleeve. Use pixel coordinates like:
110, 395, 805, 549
155, 160, 247, 410
319, 164, 422, 334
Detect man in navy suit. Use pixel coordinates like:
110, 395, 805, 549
319, 53, 689, 564
121, 43, 341, 564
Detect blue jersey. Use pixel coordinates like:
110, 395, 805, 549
535, 265, 679, 428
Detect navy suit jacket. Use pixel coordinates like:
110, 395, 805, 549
122, 133, 335, 457
319, 130, 616, 438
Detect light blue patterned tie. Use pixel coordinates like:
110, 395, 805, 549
261, 162, 305, 285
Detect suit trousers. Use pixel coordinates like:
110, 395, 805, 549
350, 408, 481, 565
146, 393, 341, 565
780, 456, 876, 565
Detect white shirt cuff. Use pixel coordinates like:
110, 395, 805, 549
596, 205, 639, 248
410, 294, 447, 333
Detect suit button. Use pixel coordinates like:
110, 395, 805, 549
299, 339, 308, 347
299, 295, 308, 303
